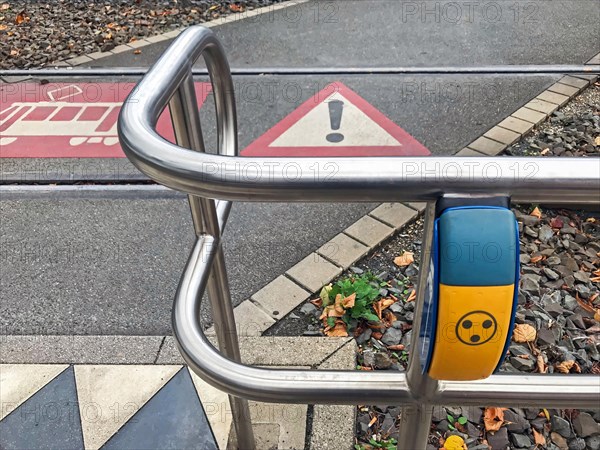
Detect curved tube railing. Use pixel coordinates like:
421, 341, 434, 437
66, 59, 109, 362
173, 233, 600, 408
118, 28, 600, 203
118, 25, 600, 448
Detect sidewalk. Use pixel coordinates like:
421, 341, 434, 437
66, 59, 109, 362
0, 337, 356, 450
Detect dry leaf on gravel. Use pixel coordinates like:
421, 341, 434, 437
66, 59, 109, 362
595, 136, 600, 146
0, 24, 7, 31
555, 360, 581, 374
530, 206, 542, 219
512, 323, 537, 343
229, 4, 244, 12
341, 293, 356, 309
323, 320, 348, 337
530, 255, 544, 264
394, 251, 414, 267
483, 407, 506, 432
15, 10, 28, 25
310, 298, 322, 308
536, 354, 548, 373
406, 289, 417, 302
373, 298, 395, 319
532, 428, 546, 446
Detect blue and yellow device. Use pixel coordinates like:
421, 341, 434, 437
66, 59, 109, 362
419, 198, 519, 381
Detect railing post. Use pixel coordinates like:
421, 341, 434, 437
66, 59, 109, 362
169, 74, 256, 450
397, 202, 438, 449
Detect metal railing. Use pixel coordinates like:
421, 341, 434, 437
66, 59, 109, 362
117, 26, 600, 450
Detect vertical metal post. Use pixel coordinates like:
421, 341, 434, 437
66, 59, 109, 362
397, 202, 439, 449
169, 74, 256, 450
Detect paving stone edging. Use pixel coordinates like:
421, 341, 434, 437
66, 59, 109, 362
456, 52, 600, 157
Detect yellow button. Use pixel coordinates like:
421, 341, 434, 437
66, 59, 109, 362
428, 284, 515, 381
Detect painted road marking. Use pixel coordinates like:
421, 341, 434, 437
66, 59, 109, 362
0, 82, 211, 158
241, 82, 430, 157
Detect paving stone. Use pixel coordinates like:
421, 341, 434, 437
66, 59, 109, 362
525, 98, 559, 114
0, 364, 68, 420
163, 29, 182, 39
511, 107, 548, 125
317, 233, 369, 268
310, 341, 356, 450
344, 215, 394, 247
558, 75, 589, 89
65, 54, 93, 65
207, 299, 277, 336
497, 116, 535, 134
86, 51, 110, 60
456, 147, 486, 156
102, 368, 217, 450
0, 367, 84, 450
467, 136, 507, 155
251, 275, 310, 320
407, 202, 427, 212
145, 34, 170, 43
74, 365, 180, 450
286, 253, 342, 293
188, 368, 231, 450
484, 126, 522, 145
110, 44, 132, 54
537, 90, 571, 106
547, 82, 580, 97
127, 39, 151, 49
369, 203, 418, 229
0, 335, 163, 364
245, 400, 307, 450
587, 53, 600, 64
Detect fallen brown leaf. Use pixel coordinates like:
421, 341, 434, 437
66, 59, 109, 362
373, 298, 395, 319
15, 10, 28, 25
483, 407, 506, 432
406, 289, 417, 302
133, 49, 142, 54
550, 217, 564, 228
530, 255, 544, 264
532, 428, 546, 446
323, 320, 348, 337
536, 354, 547, 373
512, 323, 537, 343
394, 251, 414, 267
0, 24, 7, 31
309, 298, 322, 308
575, 292, 596, 313
530, 206, 542, 219
229, 4, 244, 12
341, 292, 356, 309
555, 360, 581, 374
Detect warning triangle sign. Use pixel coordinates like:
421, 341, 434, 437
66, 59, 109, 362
241, 82, 430, 157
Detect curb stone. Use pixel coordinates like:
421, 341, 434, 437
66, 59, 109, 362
459, 51, 600, 157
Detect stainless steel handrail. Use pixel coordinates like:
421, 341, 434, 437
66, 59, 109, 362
118, 26, 600, 450
118, 28, 600, 204
174, 233, 600, 408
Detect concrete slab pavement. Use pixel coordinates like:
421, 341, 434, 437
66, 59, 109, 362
0, 337, 357, 449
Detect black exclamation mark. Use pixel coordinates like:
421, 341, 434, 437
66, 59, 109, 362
326, 100, 344, 143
